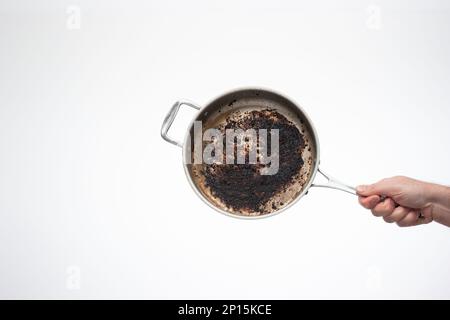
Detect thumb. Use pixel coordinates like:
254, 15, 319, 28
356, 181, 390, 197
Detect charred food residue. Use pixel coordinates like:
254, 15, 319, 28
201, 109, 305, 214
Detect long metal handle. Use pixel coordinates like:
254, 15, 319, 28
160, 100, 200, 147
311, 167, 357, 195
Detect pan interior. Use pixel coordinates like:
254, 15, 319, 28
185, 89, 318, 217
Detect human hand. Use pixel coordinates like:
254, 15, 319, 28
357, 176, 450, 227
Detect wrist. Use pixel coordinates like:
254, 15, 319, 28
426, 183, 450, 208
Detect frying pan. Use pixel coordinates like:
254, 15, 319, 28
161, 87, 357, 219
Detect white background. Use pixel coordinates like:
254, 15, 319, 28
0, 0, 449, 299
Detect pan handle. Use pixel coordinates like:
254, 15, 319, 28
312, 168, 390, 203
161, 100, 201, 147
311, 167, 357, 195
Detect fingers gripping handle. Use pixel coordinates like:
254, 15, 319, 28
311, 168, 357, 195
161, 100, 200, 147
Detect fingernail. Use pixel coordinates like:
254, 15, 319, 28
356, 185, 368, 193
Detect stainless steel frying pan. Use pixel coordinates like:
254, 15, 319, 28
161, 87, 356, 219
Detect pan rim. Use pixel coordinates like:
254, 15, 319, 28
181, 86, 321, 219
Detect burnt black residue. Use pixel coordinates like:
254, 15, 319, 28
202, 109, 304, 214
